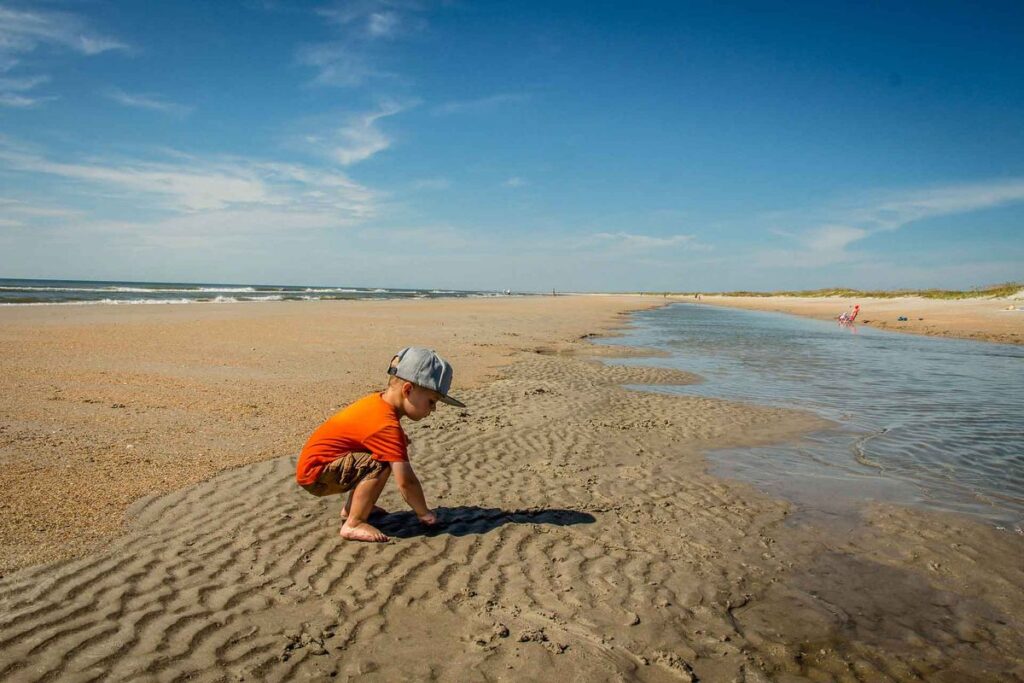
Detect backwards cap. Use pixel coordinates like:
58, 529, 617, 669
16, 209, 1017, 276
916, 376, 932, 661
387, 346, 466, 408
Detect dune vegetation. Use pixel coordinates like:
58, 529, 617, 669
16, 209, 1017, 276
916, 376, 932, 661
649, 283, 1022, 300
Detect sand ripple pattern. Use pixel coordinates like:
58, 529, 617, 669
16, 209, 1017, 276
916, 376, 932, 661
1, 353, 1022, 682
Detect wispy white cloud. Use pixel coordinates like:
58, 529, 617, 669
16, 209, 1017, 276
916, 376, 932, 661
316, 1, 423, 40
0, 149, 268, 212
298, 1, 428, 87
0, 141, 379, 221
0, 196, 81, 218
433, 93, 529, 115
849, 179, 1024, 231
251, 160, 379, 217
0, 7, 128, 57
503, 176, 526, 188
0, 73, 52, 107
83, 208, 356, 249
589, 231, 706, 251
803, 224, 868, 253
367, 11, 401, 38
104, 88, 193, 117
0, 74, 48, 91
0, 134, 400, 252
0, 92, 49, 107
295, 42, 383, 87
325, 102, 408, 166
0, 7, 127, 108
760, 178, 1024, 269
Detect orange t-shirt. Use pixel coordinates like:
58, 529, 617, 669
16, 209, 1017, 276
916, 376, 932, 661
295, 393, 409, 485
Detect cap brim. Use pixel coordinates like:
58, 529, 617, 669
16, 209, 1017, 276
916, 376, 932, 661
440, 394, 466, 408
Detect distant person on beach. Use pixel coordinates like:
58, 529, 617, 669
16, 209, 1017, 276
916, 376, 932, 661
295, 347, 465, 543
837, 304, 860, 323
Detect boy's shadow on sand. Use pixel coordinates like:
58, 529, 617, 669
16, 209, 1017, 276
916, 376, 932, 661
375, 506, 595, 539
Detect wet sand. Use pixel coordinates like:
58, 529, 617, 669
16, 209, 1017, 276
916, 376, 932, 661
1, 297, 1022, 681
694, 294, 1024, 345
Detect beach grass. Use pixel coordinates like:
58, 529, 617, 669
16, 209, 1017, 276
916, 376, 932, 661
642, 282, 1022, 300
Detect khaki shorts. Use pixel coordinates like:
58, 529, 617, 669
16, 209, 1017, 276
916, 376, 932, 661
301, 451, 388, 497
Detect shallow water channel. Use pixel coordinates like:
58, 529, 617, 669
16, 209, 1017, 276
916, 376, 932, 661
601, 303, 1024, 531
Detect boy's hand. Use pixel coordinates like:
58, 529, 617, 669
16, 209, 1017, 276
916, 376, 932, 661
418, 510, 439, 526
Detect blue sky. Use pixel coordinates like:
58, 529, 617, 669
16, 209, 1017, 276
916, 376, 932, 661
0, 0, 1022, 292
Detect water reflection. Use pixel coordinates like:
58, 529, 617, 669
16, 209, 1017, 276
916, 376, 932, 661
601, 304, 1024, 530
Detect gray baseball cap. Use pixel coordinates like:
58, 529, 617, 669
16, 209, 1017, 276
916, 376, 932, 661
387, 346, 466, 408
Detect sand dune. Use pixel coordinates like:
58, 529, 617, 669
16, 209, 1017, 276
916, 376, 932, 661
2, 345, 1021, 681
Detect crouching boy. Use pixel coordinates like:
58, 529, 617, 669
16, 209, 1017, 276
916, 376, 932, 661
295, 347, 465, 543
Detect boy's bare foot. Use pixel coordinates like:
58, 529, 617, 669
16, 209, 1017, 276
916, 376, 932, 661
340, 522, 389, 543
417, 510, 439, 526
340, 505, 388, 520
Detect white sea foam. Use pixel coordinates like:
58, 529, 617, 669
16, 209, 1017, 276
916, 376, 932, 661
0, 285, 265, 293
0, 296, 290, 306
109, 286, 259, 293
0, 286, 128, 292
2, 298, 204, 306
303, 287, 359, 293
0, 280, 498, 305
100, 298, 197, 305
200, 287, 257, 293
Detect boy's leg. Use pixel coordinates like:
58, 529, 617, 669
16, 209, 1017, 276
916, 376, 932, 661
340, 488, 388, 520
340, 466, 392, 543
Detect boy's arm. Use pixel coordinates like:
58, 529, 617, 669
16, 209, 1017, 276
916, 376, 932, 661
390, 461, 437, 525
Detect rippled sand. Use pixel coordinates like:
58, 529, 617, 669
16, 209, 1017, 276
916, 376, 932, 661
1, 297, 1021, 681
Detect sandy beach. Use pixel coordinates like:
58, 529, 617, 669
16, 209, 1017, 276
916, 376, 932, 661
1, 297, 1022, 681
0, 296, 663, 573
693, 294, 1024, 346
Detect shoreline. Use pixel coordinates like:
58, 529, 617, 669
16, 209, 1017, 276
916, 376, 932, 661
1, 297, 1022, 680
686, 294, 1023, 345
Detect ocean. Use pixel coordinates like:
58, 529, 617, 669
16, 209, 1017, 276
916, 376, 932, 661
0, 278, 511, 305
602, 303, 1024, 531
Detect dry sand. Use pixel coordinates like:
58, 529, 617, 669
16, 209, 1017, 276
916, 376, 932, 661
1, 296, 1022, 681
693, 294, 1024, 345
0, 296, 661, 573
